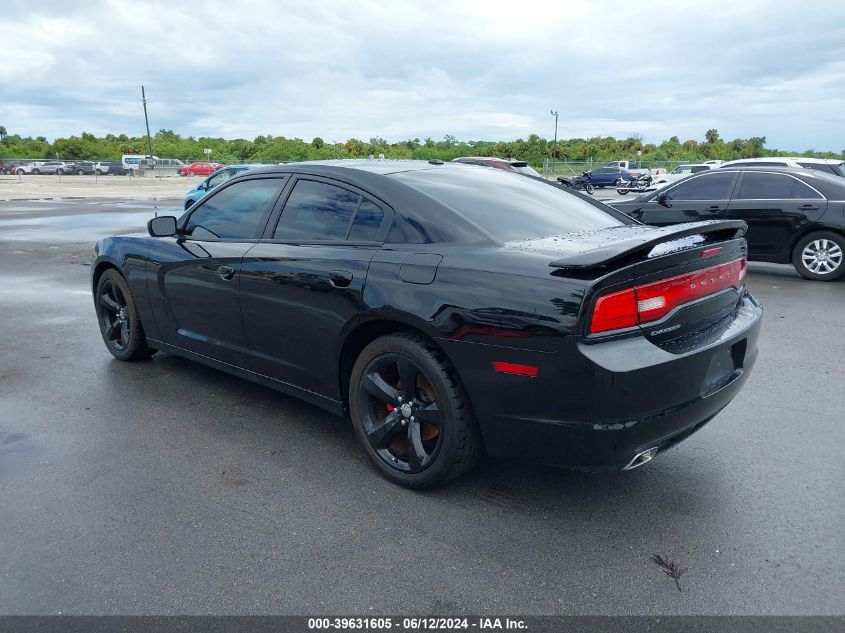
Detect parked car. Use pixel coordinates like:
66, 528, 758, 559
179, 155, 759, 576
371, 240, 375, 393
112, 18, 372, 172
183, 164, 264, 209
0, 162, 15, 175
35, 160, 76, 175
15, 162, 44, 175
718, 157, 845, 177
450, 157, 541, 177
65, 161, 95, 175
179, 161, 223, 177
610, 166, 845, 281
652, 163, 715, 188
91, 160, 761, 488
587, 166, 642, 187
95, 161, 128, 176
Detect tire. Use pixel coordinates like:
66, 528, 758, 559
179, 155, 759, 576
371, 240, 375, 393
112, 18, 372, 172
792, 231, 845, 281
95, 169, 103, 175
349, 332, 482, 488
585, 183, 595, 195
78, 169, 85, 175
617, 188, 629, 195
95, 269, 155, 361
32, 169, 40, 175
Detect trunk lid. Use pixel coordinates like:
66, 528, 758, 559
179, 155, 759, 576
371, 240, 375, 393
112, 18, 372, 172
509, 220, 749, 346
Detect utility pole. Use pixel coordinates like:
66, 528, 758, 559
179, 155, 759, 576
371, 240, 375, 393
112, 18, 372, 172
550, 110, 559, 158
141, 85, 154, 167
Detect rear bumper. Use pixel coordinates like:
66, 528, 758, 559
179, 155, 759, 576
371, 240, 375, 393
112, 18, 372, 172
440, 293, 762, 471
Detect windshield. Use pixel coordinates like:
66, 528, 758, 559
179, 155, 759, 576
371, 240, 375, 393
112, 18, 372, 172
392, 167, 626, 242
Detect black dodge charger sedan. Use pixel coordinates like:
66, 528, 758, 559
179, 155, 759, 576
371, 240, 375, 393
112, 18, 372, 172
92, 161, 762, 488
610, 166, 845, 281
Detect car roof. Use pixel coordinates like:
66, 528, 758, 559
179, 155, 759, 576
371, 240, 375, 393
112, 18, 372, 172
722, 156, 844, 165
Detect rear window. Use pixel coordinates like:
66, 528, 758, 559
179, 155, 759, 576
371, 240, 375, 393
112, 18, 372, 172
797, 162, 839, 176
392, 167, 625, 242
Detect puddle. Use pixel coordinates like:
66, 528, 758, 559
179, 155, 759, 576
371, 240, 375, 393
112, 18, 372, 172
0, 211, 156, 241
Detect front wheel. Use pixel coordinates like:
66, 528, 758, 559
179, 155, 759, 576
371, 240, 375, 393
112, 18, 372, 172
31, 169, 40, 175
95, 269, 155, 360
349, 332, 482, 488
584, 183, 595, 195
617, 188, 629, 195
792, 232, 844, 281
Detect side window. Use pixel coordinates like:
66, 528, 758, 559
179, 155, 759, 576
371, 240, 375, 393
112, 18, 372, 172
347, 200, 385, 241
274, 180, 361, 240
735, 173, 822, 200
669, 172, 737, 200
798, 162, 838, 175
183, 178, 283, 240
206, 169, 233, 189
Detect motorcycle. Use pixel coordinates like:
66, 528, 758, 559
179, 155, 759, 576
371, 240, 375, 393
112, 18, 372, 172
556, 171, 595, 195
615, 173, 653, 195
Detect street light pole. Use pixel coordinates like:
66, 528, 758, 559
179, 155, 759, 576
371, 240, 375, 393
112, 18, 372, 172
550, 110, 559, 158
141, 85, 154, 170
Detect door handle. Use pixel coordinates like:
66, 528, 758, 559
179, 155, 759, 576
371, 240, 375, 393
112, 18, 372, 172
707, 205, 722, 211
329, 270, 353, 288
799, 204, 819, 211
217, 264, 236, 281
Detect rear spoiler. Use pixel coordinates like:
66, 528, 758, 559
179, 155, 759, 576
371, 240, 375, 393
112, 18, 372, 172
548, 220, 747, 270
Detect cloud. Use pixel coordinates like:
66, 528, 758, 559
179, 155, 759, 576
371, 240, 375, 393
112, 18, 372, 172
1, 0, 844, 150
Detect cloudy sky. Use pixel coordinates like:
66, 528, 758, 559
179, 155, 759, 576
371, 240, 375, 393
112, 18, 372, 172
2, 0, 844, 150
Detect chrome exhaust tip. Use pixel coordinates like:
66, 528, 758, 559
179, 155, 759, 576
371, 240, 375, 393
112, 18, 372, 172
623, 447, 659, 471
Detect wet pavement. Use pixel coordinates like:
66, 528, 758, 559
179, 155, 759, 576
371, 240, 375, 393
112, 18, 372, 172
0, 198, 843, 615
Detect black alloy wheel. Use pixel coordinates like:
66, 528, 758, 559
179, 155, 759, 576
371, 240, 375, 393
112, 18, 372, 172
349, 332, 481, 488
95, 269, 154, 361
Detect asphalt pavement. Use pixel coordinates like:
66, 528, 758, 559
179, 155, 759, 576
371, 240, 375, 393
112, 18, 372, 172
0, 199, 843, 615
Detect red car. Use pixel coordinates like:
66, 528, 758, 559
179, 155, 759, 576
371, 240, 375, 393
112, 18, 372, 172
0, 162, 16, 175
179, 161, 223, 177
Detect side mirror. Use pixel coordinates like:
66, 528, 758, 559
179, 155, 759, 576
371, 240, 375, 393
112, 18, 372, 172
656, 191, 669, 205
148, 215, 177, 237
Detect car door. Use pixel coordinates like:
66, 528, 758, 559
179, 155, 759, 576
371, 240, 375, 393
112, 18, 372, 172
238, 176, 393, 398
145, 175, 288, 364
591, 167, 617, 186
631, 171, 739, 226
726, 171, 827, 259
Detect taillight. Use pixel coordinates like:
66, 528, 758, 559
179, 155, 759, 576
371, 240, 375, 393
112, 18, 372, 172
590, 257, 746, 334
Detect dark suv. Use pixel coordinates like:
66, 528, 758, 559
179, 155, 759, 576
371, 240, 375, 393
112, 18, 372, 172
66, 161, 95, 175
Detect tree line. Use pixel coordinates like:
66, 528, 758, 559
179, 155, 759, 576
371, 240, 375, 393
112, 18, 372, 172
0, 126, 842, 167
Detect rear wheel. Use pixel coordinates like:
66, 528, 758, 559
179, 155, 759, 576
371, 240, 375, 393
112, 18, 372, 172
349, 332, 481, 488
95, 269, 154, 360
585, 183, 595, 195
792, 232, 844, 281
32, 169, 40, 175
